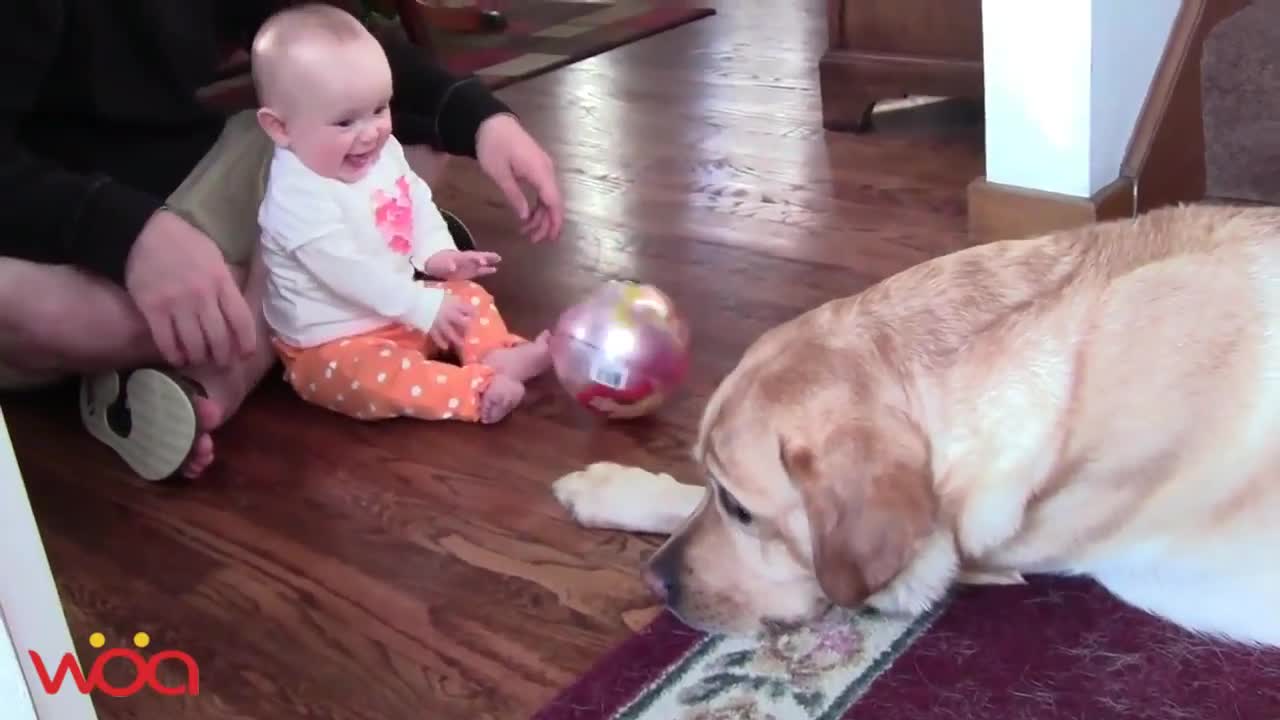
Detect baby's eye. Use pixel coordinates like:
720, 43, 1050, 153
334, 118, 355, 128
375, 104, 389, 115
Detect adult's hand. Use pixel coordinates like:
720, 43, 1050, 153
475, 113, 564, 243
124, 210, 256, 369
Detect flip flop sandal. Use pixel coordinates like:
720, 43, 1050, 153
79, 368, 205, 482
440, 208, 477, 251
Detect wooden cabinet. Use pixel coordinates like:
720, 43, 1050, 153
819, 0, 985, 132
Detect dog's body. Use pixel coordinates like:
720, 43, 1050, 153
555, 203, 1280, 646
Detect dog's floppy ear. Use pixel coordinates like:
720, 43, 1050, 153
781, 416, 937, 607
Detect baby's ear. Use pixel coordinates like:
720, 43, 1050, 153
255, 107, 290, 146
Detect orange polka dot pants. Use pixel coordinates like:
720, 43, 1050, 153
272, 280, 523, 422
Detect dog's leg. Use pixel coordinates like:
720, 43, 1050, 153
552, 462, 707, 534
947, 419, 1058, 558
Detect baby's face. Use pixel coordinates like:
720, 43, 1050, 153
277, 37, 394, 183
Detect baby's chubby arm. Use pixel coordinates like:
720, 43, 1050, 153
293, 239, 444, 334
408, 196, 457, 274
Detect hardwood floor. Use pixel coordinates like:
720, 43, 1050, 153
1, 1, 983, 717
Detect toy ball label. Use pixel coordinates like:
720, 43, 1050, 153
588, 359, 629, 390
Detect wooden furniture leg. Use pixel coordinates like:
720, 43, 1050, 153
820, 0, 984, 133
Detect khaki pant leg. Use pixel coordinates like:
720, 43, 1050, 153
164, 109, 274, 267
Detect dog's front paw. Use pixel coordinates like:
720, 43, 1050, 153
552, 462, 679, 532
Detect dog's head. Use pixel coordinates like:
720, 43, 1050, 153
644, 316, 942, 634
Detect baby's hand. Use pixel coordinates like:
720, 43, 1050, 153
429, 295, 475, 348
424, 250, 501, 280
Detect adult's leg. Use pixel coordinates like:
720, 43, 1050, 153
0, 110, 271, 386
125, 109, 280, 479
0, 260, 167, 379
0, 109, 278, 481
168, 248, 276, 478
0, 256, 265, 480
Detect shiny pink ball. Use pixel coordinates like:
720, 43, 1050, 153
549, 281, 691, 420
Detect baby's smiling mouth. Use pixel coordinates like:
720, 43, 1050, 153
346, 148, 377, 167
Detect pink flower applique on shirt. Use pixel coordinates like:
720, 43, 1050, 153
371, 175, 415, 255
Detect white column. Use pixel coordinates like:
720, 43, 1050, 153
0, 409, 98, 720
980, 0, 1180, 198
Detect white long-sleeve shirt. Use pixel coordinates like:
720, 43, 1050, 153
257, 136, 456, 348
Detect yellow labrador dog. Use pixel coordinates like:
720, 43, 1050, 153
555, 203, 1280, 647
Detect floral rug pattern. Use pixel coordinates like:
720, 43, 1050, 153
609, 605, 941, 720
534, 578, 1280, 720
423, 0, 717, 89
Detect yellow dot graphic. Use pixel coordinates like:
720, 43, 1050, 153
133, 632, 151, 649
88, 633, 105, 649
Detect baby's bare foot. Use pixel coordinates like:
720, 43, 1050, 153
483, 330, 551, 382
480, 375, 526, 424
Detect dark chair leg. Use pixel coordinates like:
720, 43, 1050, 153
440, 208, 477, 251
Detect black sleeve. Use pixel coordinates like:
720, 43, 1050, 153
217, 0, 274, 51
0, 0, 162, 281
376, 28, 514, 158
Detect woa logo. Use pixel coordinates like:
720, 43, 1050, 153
28, 631, 200, 698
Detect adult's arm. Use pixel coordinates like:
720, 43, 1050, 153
0, 0, 163, 281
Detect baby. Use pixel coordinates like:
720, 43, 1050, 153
250, 4, 550, 424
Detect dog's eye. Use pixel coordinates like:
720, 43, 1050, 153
717, 486, 753, 525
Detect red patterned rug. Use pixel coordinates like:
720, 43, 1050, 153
532, 577, 1280, 719
424, 0, 716, 88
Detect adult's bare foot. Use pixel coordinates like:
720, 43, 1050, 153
482, 330, 551, 382
178, 338, 276, 478
182, 397, 220, 479
479, 374, 526, 424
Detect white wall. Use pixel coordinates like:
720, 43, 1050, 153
981, 0, 1180, 198
1, 610, 39, 720
0, 409, 99, 720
